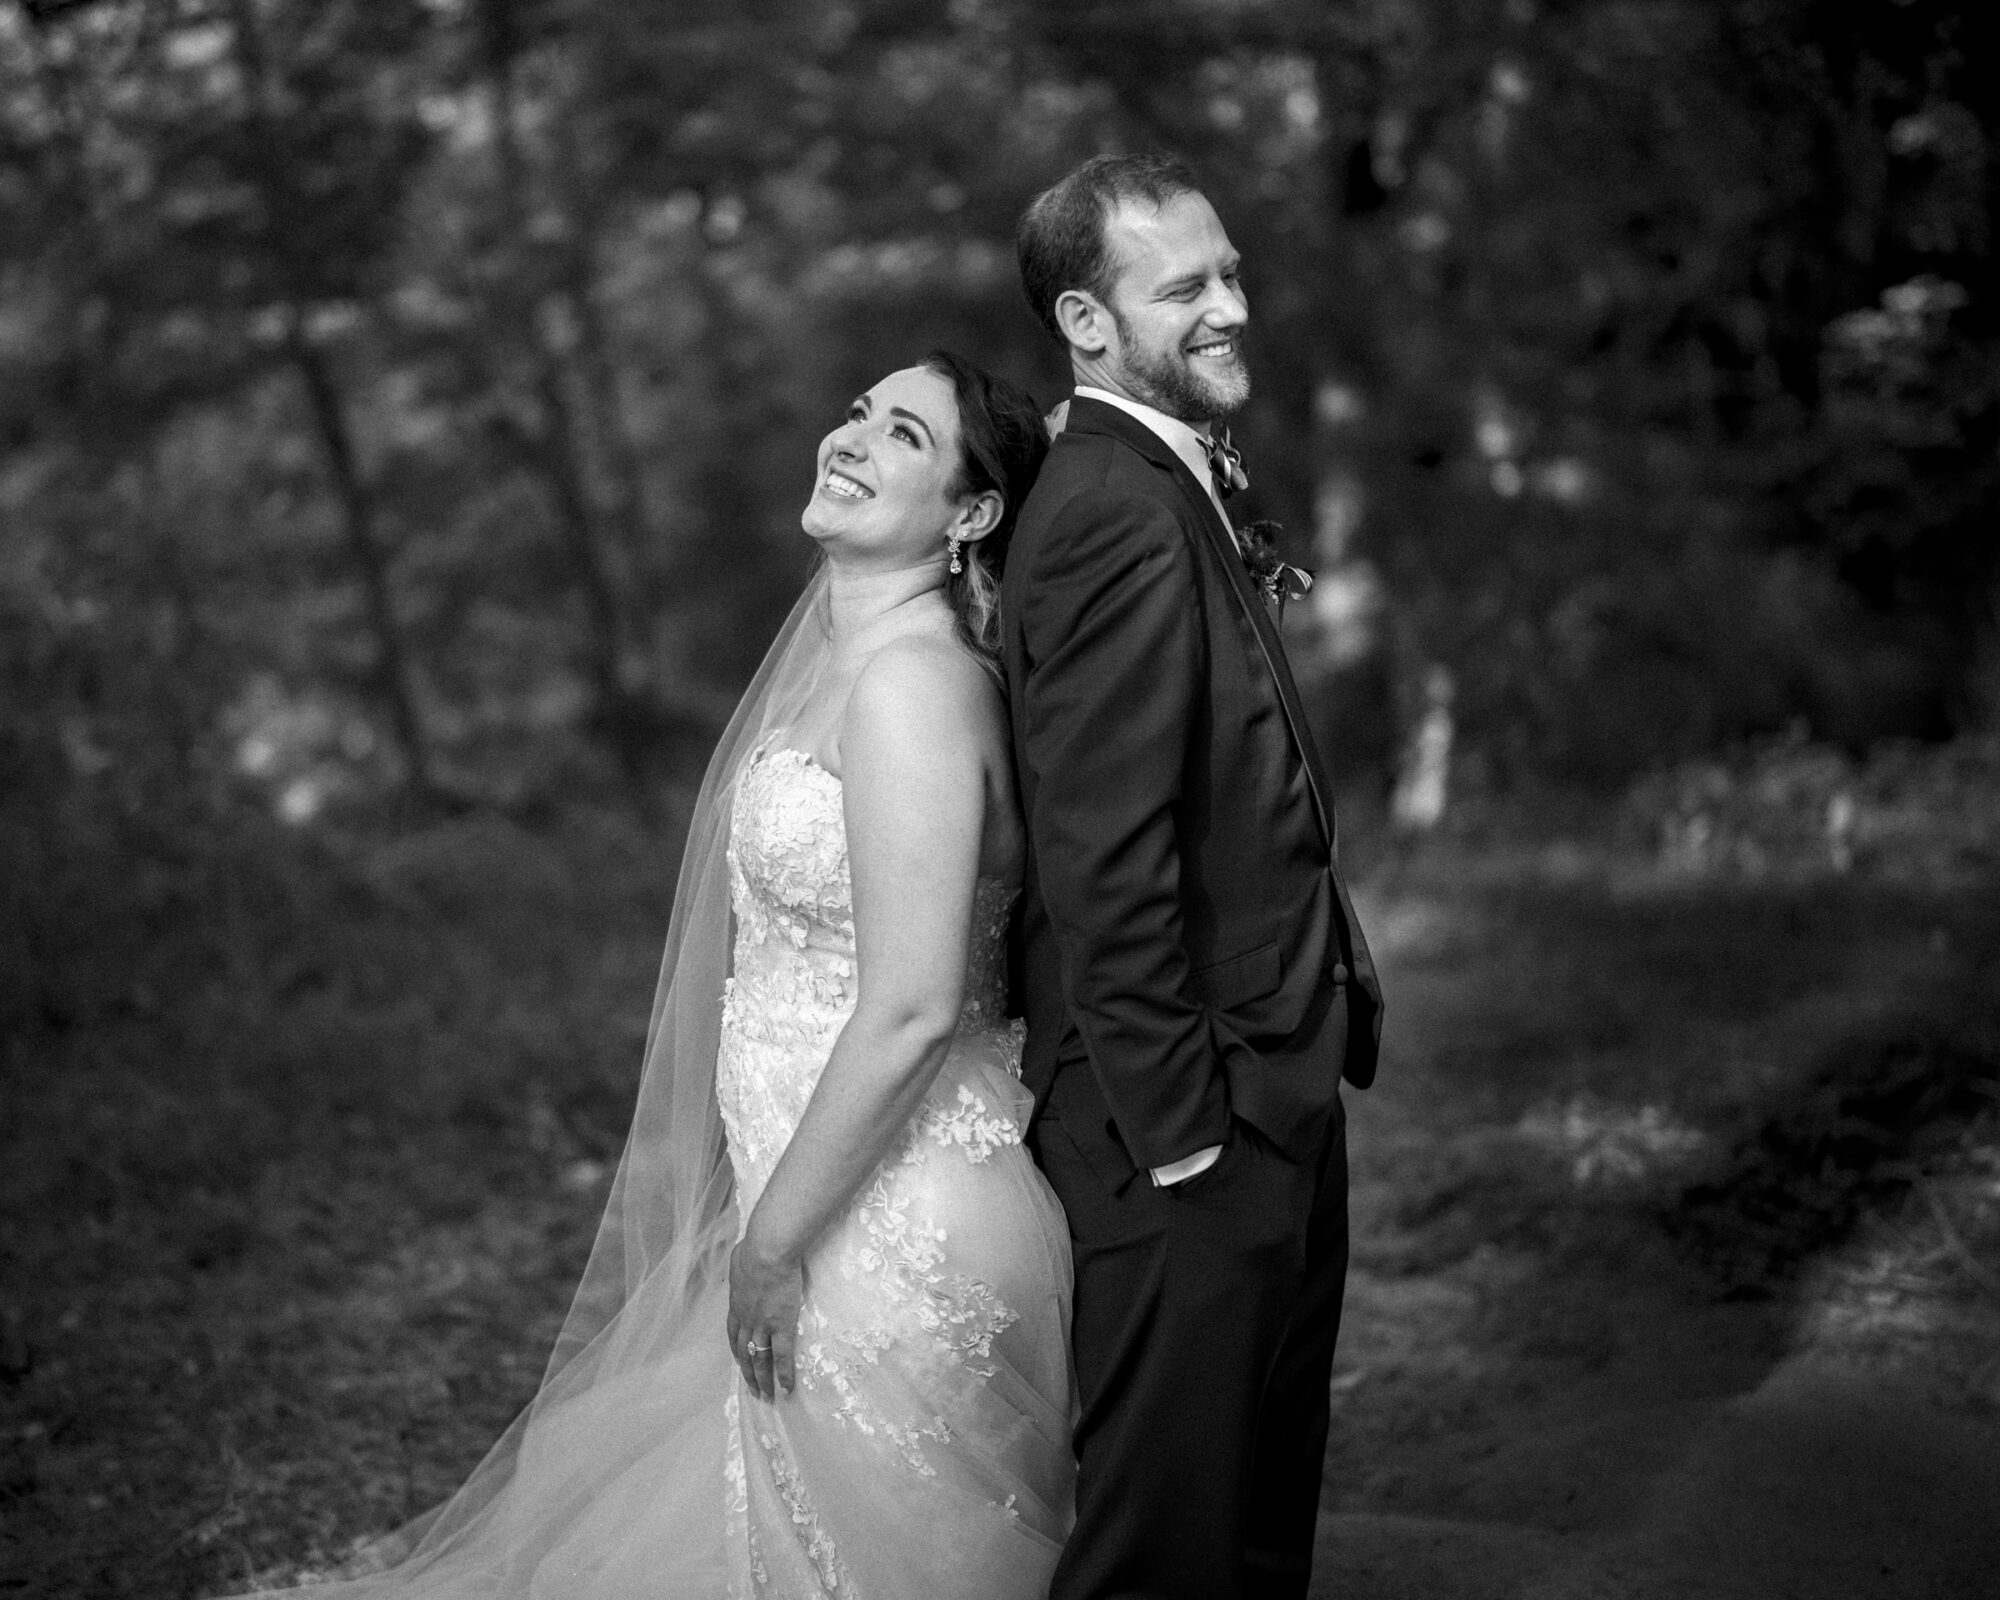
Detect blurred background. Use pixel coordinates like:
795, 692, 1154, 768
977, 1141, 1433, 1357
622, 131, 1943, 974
3, 2, 1997, 1596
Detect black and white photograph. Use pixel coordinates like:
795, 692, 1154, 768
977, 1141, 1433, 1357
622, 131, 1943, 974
3, 2, 1997, 1597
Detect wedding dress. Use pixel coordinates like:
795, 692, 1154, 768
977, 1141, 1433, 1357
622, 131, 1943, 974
717, 741, 1074, 1595
223, 573, 1073, 1600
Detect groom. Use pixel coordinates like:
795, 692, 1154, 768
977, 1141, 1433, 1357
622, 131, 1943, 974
1002, 155, 1383, 1600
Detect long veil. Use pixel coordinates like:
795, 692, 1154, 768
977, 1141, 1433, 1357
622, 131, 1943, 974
233, 569, 832, 1599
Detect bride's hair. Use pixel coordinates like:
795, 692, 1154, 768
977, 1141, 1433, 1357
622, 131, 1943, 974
923, 349, 1048, 666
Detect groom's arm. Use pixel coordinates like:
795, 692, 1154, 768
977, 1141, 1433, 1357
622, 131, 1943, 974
1019, 482, 1245, 1173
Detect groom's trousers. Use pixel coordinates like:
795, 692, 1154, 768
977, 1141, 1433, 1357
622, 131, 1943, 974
1030, 997, 1351, 1600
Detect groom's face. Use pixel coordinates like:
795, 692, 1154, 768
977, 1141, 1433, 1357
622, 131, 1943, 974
1097, 191, 1250, 424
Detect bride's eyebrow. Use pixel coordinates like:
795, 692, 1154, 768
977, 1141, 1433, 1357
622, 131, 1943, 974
887, 406, 936, 445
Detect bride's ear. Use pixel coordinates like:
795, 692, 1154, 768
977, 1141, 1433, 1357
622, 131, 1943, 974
953, 488, 1004, 545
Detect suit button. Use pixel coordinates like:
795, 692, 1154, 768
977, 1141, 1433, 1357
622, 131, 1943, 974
1330, 962, 1350, 984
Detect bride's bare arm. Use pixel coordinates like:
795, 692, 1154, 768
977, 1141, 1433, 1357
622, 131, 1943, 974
727, 637, 997, 1400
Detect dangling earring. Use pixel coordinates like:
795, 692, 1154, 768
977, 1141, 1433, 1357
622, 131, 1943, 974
947, 534, 963, 576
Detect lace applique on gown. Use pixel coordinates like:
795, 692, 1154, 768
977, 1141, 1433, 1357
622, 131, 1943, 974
717, 745, 1075, 1598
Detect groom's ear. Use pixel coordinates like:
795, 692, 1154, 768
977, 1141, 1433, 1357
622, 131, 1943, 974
1054, 289, 1110, 358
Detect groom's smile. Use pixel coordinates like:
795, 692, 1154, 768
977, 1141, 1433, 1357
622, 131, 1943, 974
1085, 190, 1252, 425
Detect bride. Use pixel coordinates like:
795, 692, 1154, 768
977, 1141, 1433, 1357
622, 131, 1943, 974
230, 352, 1073, 1598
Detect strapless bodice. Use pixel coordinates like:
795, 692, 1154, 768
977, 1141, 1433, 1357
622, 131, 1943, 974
724, 743, 1014, 1033
717, 742, 1024, 1196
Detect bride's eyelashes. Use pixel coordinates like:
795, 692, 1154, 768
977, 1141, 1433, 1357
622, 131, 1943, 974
843, 399, 923, 447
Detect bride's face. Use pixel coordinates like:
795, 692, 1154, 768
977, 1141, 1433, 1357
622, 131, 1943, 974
802, 366, 968, 568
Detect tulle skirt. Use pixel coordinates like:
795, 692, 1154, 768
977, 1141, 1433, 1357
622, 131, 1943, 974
724, 1033, 1074, 1596
224, 1032, 1074, 1599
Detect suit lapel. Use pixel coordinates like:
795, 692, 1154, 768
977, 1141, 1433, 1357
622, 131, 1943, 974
1159, 452, 1386, 1011
1063, 400, 1383, 1017
1067, 401, 1338, 850
1187, 478, 1339, 856
1191, 493, 1385, 1012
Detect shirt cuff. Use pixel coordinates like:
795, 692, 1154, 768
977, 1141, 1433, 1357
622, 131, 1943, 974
1150, 1143, 1224, 1187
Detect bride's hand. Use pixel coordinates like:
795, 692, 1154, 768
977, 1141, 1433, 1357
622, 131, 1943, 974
727, 1225, 803, 1401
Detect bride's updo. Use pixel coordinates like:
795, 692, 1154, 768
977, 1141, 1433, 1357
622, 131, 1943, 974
923, 349, 1048, 664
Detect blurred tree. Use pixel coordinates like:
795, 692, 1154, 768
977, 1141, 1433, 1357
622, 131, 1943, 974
457, 0, 651, 792
2, 0, 1994, 842
2, 0, 442, 794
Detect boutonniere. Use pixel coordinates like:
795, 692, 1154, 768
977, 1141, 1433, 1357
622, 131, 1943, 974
1235, 520, 1315, 622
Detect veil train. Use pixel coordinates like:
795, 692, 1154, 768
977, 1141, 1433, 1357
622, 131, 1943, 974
229, 572, 833, 1599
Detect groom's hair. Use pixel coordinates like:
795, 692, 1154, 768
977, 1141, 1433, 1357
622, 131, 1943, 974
1017, 153, 1201, 344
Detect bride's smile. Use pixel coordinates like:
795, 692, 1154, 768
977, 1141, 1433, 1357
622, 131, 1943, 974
801, 366, 999, 574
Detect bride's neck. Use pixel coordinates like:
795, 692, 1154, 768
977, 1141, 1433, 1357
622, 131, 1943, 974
822, 560, 947, 646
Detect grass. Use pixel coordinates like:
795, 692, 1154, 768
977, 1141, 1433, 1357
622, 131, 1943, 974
3, 777, 1997, 1597
1324, 837, 2000, 1533
3, 793, 682, 1596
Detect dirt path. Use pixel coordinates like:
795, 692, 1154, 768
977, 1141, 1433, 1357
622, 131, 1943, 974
9, 823, 1996, 1597
1309, 859, 2000, 1599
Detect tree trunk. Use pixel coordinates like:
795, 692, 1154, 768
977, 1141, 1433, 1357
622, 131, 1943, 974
479, 0, 649, 796
551, 112, 657, 606
530, 356, 648, 782
288, 323, 435, 796
129, 456, 210, 782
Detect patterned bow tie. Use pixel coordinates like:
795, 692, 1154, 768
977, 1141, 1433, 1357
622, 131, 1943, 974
1203, 428, 1249, 498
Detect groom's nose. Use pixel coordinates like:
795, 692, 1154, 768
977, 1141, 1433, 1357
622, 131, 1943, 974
1202, 279, 1248, 328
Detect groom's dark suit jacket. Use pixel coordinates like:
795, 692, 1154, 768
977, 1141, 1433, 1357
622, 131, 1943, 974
1003, 395, 1382, 1173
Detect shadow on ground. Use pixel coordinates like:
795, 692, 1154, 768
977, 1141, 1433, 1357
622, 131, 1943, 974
1312, 848, 2000, 1599
3, 808, 1997, 1597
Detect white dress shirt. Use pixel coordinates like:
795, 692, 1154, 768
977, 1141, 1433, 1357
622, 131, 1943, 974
1070, 386, 1229, 1188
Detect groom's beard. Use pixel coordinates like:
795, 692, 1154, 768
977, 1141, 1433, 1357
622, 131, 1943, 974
1110, 306, 1251, 424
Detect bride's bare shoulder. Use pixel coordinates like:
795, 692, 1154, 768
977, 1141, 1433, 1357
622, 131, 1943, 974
842, 632, 1004, 762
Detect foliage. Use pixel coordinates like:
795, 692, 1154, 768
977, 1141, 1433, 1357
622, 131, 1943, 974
1624, 729, 2000, 881
3, 9, 1997, 1586
2, 0, 1995, 831
2, 789, 676, 1595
